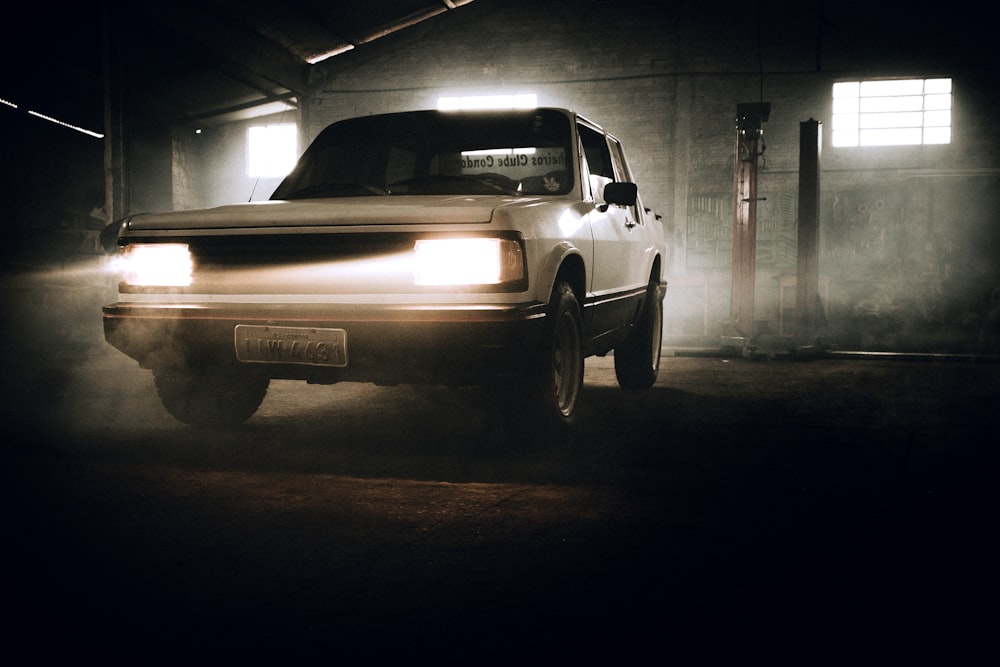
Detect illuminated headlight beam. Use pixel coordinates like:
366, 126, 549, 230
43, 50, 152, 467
413, 238, 524, 286
115, 243, 193, 287
110, 239, 525, 290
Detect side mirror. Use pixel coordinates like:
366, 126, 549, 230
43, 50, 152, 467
100, 218, 127, 253
603, 182, 638, 208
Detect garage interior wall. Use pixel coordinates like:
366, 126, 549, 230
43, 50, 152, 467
9, 0, 995, 356
171, 115, 293, 210
290, 0, 1000, 354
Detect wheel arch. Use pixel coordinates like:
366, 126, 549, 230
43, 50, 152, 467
538, 242, 586, 308
647, 250, 667, 302
556, 253, 586, 307
649, 253, 663, 286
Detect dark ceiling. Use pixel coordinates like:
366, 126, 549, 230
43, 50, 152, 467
5, 0, 994, 139
5, 0, 475, 134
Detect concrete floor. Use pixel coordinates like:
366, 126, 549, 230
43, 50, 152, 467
4, 328, 998, 662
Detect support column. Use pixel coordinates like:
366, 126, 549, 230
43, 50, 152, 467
103, 2, 128, 223
728, 102, 769, 344
796, 119, 822, 346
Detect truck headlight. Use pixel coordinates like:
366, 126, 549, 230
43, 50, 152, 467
413, 238, 525, 286
118, 243, 193, 287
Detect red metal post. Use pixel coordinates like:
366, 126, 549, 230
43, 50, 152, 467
730, 103, 769, 341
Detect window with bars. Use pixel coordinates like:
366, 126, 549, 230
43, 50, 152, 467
832, 78, 952, 147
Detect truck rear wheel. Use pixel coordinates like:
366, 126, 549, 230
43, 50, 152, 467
614, 279, 663, 390
153, 366, 269, 427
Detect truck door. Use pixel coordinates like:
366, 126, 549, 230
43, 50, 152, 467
580, 123, 647, 338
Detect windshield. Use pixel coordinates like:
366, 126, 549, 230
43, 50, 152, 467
271, 109, 574, 200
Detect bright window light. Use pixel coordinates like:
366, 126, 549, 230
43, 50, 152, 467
438, 93, 538, 111
832, 78, 952, 147
461, 148, 537, 156
248, 124, 298, 177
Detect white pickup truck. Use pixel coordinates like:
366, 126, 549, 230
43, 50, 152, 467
103, 108, 667, 432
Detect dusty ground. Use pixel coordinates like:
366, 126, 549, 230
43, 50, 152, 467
4, 332, 998, 662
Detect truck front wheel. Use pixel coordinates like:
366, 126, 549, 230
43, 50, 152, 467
504, 279, 584, 436
153, 366, 269, 428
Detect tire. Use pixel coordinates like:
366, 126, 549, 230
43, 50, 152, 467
614, 279, 663, 390
153, 366, 269, 428
509, 279, 585, 434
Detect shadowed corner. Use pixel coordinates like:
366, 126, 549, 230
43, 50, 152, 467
1, 252, 120, 444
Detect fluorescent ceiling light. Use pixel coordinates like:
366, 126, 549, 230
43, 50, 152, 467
438, 93, 538, 111
2, 96, 103, 138
306, 44, 355, 64
27, 109, 104, 138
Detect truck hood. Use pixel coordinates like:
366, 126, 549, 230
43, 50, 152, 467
123, 196, 539, 232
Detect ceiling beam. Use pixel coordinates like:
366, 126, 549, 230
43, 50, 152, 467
132, 2, 310, 95
305, 1, 477, 64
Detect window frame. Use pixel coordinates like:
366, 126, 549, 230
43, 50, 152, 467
831, 77, 952, 148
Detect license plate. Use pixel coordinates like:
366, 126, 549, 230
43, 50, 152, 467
235, 325, 348, 367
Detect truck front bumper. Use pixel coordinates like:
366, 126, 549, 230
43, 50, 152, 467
103, 301, 549, 386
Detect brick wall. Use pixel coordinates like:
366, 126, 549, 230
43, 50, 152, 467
186, 0, 1000, 353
